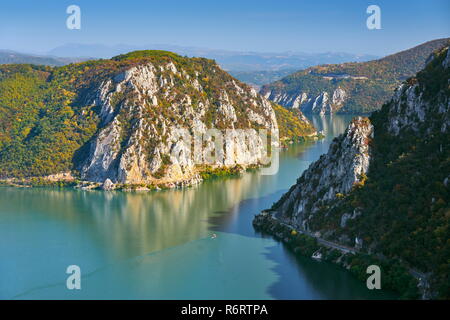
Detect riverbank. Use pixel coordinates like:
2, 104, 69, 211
0, 133, 325, 192
0, 164, 258, 191
253, 211, 427, 299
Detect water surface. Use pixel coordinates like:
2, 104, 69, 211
0, 114, 396, 299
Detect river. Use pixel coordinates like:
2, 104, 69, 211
0, 114, 396, 299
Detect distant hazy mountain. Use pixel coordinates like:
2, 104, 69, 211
0, 50, 86, 66
2, 44, 378, 87
228, 69, 297, 88
47, 43, 378, 72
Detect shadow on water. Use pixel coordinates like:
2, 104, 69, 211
0, 114, 398, 299
208, 114, 398, 299
264, 242, 398, 300
208, 188, 397, 299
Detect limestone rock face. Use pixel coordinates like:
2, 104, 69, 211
443, 49, 450, 68
387, 81, 449, 136
101, 178, 115, 191
80, 58, 283, 186
271, 116, 373, 229
264, 87, 347, 115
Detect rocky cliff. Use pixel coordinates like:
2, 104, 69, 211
268, 116, 372, 228
254, 46, 450, 299
264, 87, 347, 115
0, 50, 317, 188
80, 61, 278, 186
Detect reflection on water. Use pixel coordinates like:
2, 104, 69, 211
0, 114, 396, 300
1, 173, 263, 260
310, 114, 353, 138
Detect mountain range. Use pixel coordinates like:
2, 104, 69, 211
261, 38, 450, 114
1, 43, 377, 77
46, 43, 378, 72
0, 50, 85, 66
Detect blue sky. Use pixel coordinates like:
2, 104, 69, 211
0, 0, 449, 56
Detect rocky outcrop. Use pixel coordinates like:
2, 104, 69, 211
387, 50, 450, 136
263, 87, 347, 115
262, 116, 372, 229
101, 178, 115, 191
78, 53, 310, 187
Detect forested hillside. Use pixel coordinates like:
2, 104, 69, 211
261, 38, 450, 114
0, 51, 316, 183
255, 46, 450, 299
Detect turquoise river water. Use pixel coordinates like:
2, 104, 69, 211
0, 114, 396, 299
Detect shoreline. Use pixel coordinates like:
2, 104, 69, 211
253, 211, 431, 299
0, 134, 325, 192
0, 163, 261, 192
